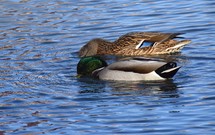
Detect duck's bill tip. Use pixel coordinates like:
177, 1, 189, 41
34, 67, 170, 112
76, 74, 82, 78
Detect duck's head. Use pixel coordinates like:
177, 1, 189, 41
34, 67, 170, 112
79, 39, 103, 57
77, 56, 108, 77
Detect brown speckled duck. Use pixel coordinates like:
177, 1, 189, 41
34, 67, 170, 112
79, 32, 191, 57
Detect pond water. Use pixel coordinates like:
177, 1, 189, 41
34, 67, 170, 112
1, 0, 215, 134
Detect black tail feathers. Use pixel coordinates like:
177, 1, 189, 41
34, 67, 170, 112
155, 62, 181, 78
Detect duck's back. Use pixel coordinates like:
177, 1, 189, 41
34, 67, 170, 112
96, 59, 166, 81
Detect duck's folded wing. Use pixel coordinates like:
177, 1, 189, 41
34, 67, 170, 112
115, 32, 184, 49
147, 32, 182, 43
107, 60, 166, 74
118, 32, 182, 42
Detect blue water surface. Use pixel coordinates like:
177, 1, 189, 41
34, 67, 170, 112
0, 0, 215, 134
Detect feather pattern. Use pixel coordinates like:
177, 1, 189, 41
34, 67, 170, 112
79, 32, 191, 57
77, 57, 181, 81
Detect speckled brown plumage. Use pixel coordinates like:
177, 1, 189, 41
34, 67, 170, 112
79, 32, 191, 57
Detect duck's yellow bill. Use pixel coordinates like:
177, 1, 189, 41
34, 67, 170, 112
76, 74, 82, 78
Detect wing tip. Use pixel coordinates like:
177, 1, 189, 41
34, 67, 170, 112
155, 62, 181, 78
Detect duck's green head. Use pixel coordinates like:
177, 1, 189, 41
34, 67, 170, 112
77, 57, 108, 77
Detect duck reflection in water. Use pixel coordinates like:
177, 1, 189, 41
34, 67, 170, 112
77, 76, 179, 98
107, 80, 179, 98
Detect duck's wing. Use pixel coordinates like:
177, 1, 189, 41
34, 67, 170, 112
107, 58, 181, 78
107, 59, 167, 74
115, 32, 184, 49
124, 32, 182, 42
155, 62, 181, 78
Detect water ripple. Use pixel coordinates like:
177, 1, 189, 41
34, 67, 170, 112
1, 0, 215, 134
